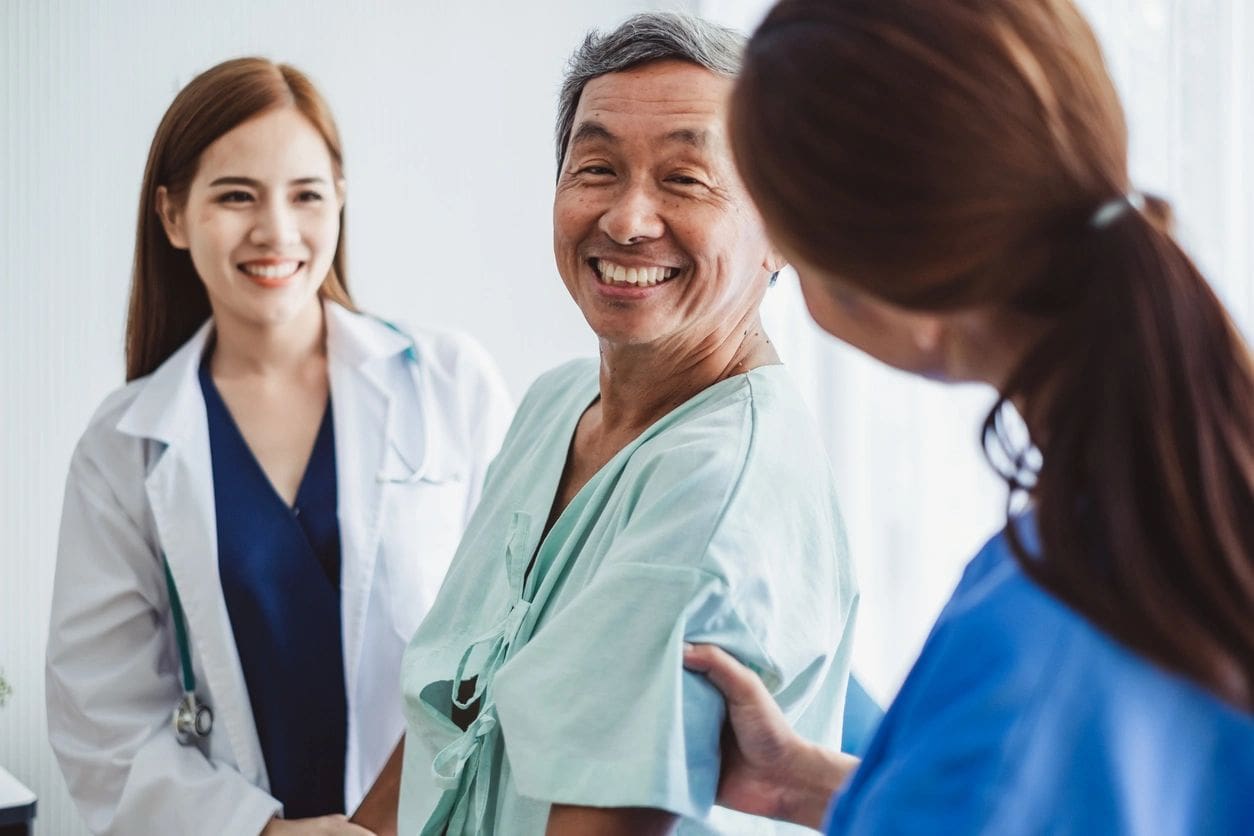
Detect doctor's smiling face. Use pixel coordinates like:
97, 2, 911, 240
553, 60, 782, 351
156, 106, 344, 331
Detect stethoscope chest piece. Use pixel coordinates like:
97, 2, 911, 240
173, 692, 213, 744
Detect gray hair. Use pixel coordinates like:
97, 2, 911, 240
555, 12, 746, 173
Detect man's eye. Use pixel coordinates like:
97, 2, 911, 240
667, 175, 703, 187
577, 166, 614, 177
216, 191, 253, 203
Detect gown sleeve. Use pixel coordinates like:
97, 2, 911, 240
493, 414, 852, 820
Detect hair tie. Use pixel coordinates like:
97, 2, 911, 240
1089, 192, 1146, 229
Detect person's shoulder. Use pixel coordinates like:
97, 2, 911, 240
626, 366, 848, 570
76, 377, 149, 449
842, 519, 1254, 833
943, 521, 1254, 738
514, 357, 598, 415
370, 317, 502, 386
961, 527, 1254, 827
527, 356, 599, 391
741, 365, 836, 474
65, 378, 153, 495
937, 525, 1094, 678
627, 365, 839, 505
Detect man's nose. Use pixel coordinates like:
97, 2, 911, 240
249, 199, 300, 248
597, 181, 665, 245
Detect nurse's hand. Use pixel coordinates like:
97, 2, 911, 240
683, 644, 858, 830
261, 814, 377, 835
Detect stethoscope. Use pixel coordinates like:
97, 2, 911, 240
375, 442, 461, 486
163, 559, 213, 745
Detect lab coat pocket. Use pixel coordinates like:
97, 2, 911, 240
381, 478, 469, 641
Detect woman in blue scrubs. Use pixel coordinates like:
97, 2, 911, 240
685, 0, 1254, 832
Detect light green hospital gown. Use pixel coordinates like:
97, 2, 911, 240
398, 359, 857, 835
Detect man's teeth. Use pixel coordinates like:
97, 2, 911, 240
242, 262, 300, 279
595, 260, 680, 286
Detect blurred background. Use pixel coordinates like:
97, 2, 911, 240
2, 0, 1250, 831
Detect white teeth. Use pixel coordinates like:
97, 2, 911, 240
242, 261, 300, 279
596, 259, 679, 287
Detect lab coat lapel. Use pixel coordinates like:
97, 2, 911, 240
115, 321, 268, 787
324, 303, 416, 704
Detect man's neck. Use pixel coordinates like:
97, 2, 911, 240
594, 310, 780, 435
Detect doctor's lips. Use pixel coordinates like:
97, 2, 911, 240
238, 258, 304, 287
590, 257, 682, 288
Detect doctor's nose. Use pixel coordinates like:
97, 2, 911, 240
249, 201, 301, 248
598, 183, 665, 246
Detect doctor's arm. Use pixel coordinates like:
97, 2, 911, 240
46, 442, 284, 835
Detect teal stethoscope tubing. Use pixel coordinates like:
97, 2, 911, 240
163, 557, 196, 693
164, 556, 212, 744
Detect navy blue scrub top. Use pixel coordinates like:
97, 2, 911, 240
199, 358, 348, 818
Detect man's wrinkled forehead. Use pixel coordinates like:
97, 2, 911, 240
566, 61, 731, 155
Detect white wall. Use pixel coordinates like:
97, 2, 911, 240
0, 1, 690, 832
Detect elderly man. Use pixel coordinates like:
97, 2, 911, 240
395, 13, 857, 835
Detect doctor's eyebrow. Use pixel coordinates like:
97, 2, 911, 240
207, 176, 330, 188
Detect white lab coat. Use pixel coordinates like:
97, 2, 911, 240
46, 301, 513, 835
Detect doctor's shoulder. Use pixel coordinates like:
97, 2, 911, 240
401, 324, 512, 417
369, 317, 515, 470
68, 378, 159, 487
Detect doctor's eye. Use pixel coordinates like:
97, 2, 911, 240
295, 190, 325, 203
215, 190, 254, 204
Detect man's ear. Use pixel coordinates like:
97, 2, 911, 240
155, 186, 189, 250
762, 244, 788, 276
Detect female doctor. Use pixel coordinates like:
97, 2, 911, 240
46, 58, 512, 835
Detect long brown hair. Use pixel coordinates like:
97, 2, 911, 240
125, 57, 354, 381
733, 0, 1254, 710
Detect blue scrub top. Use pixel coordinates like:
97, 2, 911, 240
826, 516, 1254, 835
200, 360, 348, 818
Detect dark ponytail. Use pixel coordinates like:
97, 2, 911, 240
988, 197, 1254, 708
734, 0, 1254, 710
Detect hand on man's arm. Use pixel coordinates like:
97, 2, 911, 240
684, 643, 857, 830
